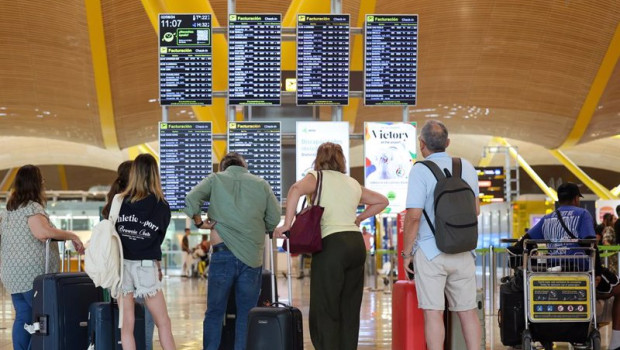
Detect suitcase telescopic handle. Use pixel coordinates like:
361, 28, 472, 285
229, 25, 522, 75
266, 231, 294, 307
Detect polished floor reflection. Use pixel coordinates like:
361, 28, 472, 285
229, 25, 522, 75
0, 274, 614, 349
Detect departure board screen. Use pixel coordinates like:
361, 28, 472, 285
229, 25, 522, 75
228, 122, 282, 201
159, 122, 213, 211
364, 15, 418, 106
297, 14, 350, 106
159, 14, 212, 105
476, 166, 505, 203
228, 14, 281, 106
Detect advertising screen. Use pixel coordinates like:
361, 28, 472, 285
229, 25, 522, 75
159, 122, 212, 211
228, 121, 282, 202
364, 122, 417, 213
296, 14, 350, 106
295, 122, 350, 180
159, 14, 212, 106
476, 166, 505, 203
364, 14, 418, 106
228, 14, 281, 106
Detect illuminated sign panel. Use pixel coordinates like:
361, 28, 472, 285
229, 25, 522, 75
364, 15, 418, 106
228, 14, 281, 105
476, 166, 505, 203
159, 14, 212, 105
159, 122, 212, 211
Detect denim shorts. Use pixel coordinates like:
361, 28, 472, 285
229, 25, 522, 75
122, 259, 161, 298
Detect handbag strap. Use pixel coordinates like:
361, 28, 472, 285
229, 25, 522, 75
313, 170, 323, 206
555, 209, 577, 239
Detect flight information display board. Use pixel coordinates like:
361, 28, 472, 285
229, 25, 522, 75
228, 14, 281, 106
227, 122, 282, 201
159, 14, 212, 105
159, 122, 212, 211
476, 166, 505, 203
297, 14, 350, 106
364, 14, 418, 106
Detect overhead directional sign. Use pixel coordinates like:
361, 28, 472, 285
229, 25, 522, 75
228, 14, 282, 106
159, 14, 212, 105
159, 122, 212, 211
297, 14, 350, 106
364, 15, 418, 106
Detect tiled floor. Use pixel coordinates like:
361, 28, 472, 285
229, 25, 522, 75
0, 274, 614, 349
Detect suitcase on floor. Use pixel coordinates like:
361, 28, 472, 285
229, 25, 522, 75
498, 280, 525, 346
246, 235, 304, 350
87, 301, 146, 349
447, 288, 485, 350
218, 269, 278, 350
31, 240, 104, 350
392, 280, 426, 350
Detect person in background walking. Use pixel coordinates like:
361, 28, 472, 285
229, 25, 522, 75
0, 165, 85, 350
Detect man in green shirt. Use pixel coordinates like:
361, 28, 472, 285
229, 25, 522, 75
184, 152, 280, 350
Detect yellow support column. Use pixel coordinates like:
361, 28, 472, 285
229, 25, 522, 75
85, 0, 120, 149
548, 149, 617, 200
57, 165, 69, 191
497, 138, 558, 201
140, 0, 228, 160
0, 168, 18, 192
343, 0, 378, 129
477, 137, 504, 168
558, 23, 620, 149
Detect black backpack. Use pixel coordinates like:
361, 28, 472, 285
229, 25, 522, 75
419, 158, 478, 254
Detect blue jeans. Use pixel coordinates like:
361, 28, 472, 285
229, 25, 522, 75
11, 289, 35, 350
135, 297, 155, 350
203, 249, 261, 350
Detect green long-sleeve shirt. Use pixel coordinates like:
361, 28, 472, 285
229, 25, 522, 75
183, 166, 281, 268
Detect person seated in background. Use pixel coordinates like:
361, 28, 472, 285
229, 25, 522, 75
521, 183, 620, 350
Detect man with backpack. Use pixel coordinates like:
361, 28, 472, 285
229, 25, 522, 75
401, 120, 481, 350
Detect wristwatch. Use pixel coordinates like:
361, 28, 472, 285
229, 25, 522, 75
194, 220, 204, 228
401, 250, 411, 258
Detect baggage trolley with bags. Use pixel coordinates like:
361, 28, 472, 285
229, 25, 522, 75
520, 238, 601, 350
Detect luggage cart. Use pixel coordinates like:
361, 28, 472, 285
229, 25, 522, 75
521, 239, 601, 350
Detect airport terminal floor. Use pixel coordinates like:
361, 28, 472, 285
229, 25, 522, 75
0, 269, 614, 350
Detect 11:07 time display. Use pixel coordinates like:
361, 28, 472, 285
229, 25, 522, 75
161, 19, 182, 27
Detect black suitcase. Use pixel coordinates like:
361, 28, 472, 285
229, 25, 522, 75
31, 240, 104, 350
498, 280, 525, 346
88, 301, 146, 349
246, 235, 304, 350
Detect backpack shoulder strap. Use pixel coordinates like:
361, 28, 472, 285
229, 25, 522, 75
109, 194, 123, 223
452, 158, 462, 178
417, 160, 445, 181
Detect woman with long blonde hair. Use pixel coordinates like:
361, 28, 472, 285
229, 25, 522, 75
116, 154, 176, 350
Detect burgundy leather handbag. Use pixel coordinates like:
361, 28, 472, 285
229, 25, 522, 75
284, 170, 324, 254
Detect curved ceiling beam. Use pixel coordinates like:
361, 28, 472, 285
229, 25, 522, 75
497, 138, 557, 201
140, 0, 228, 160
557, 23, 620, 149
85, 0, 120, 149
549, 149, 617, 200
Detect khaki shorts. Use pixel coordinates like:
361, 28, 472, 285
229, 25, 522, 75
122, 259, 161, 298
413, 249, 477, 311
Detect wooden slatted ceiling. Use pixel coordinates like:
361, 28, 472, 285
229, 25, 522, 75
0, 1, 103, 146
357, 0, 620, 148
585, 62, 620, 142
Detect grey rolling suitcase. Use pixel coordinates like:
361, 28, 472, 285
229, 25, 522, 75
447, 288, 485, 350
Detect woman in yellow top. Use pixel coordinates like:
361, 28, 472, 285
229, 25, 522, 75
274, 142, 388, 350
